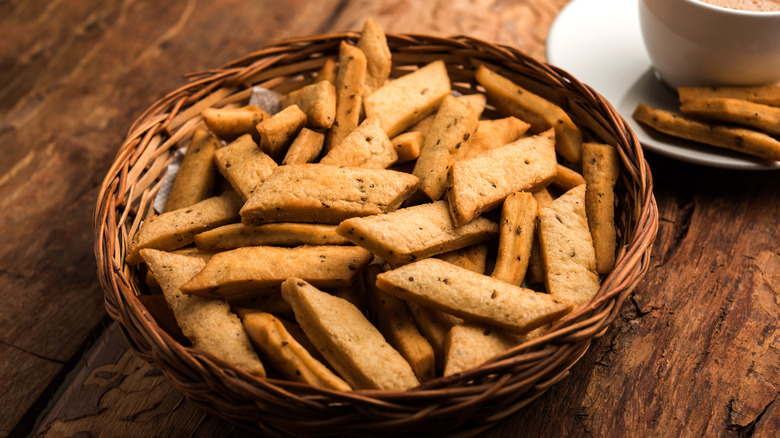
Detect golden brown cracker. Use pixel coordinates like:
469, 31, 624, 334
412, 95, 481, 201
193, 222, 349, 251
255, 104, 307, 160
336, 200, 498, 265
582, 142, 619, 274
316, 58, 338, 84
127, 191, 242, 265
202, 105, 268, 142
679, 97, 780, 136
491, 191, 537, 286
390, 131, 423, 164
281, 278, 420, 390
633, 103, 780, 161
677, 85, 780, 107
365, 265, 435, 382
538, 184, 600, 308
240, 164, 419, 225
443, 323, 519, 376
282, 81, 336, 130
326, 42, 367, 151
140, 249, 265, 376
163, 128, 219, 212
320, 116, 397, 168
552, 164, 586, 191
281, 128, 325, 165
436, 244, 489, 274
476, 65, 582, 164
180, 245, 373, 297
364, 60, 451, 137
459, 117, 530, 160
357, 17, 392, 96
242, 312, 352, 391
447, 129, 557, 227
213, 134, 277, 201
376, 258, 571, 333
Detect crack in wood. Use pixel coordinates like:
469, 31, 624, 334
0, 339, 66, 365
9, 314, 113, 438
655, 186, 696, 269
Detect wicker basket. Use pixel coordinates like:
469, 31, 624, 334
94, 32, 658, 437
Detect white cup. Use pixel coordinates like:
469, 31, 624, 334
639, 0, 780, 88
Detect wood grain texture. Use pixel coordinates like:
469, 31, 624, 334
2, 0, 777, 436
488, 155, 780, 437
1, 0, 349, 435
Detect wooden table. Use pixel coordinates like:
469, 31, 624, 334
2, 0, 778, 436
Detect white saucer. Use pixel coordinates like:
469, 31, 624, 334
546, 0, 780, 170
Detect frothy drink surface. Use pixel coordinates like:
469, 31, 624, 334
697, 0, 780, 11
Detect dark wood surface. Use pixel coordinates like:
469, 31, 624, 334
2, 0, 778, 436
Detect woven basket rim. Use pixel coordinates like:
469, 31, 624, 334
94, 31, 658, 436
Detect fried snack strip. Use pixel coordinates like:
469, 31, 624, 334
406, 302, 457, 369
582, 143, 619, 274
459, 117, 530, 160
475, 65, 582, 164
242, 312, 352, 391
443, 323, 519, 376
137, 294, 187, 344
281, 278, 420, 390
491, 191, 537, 286
140, 249, 266, 376
365, 265, 435, 382
552, 164, 586, 191
677, 85, 780, 107
240, 164, 419, 225
358, 17, 392, 96
407, 93, 486, 141
525, 188, 555, 285
181, 245, 373, 297
447, 129, 557, 227
213, 134, 277, 201
364, 60, 451, 137
337, 200, 498, 265
282, 128, 325, 165
320, 117, 397, 168
317, 58, 337, 84
255, 104, 307, 160
376, 258, 571, 333
144, 247, 216, 289
437, 244, 489, 274
126, 191, 242, 264
238, 309, 327, 361
412, 95, 482, 201
679, 98, 780, 136
201, 105, 268, 142
391, 131, 423, 163
227, 289, 294, 320
326, 42, 367, 151
282, 81, 336, 130
163, 129, 219, 212
193, 222, 349, 250
538, 185, 600, 308
633, 103, 780, 161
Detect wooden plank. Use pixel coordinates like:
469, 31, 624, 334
484, 155, 780, 436
0, 0, 348, 435
7, 0, 780, 436
0, 345, 63, 437
35, 323, 255, 437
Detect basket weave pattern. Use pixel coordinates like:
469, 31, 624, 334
94, 32, 658, 437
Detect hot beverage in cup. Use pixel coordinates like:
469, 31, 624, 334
696, 0, 780, 12
639, 0, 780, 88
